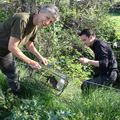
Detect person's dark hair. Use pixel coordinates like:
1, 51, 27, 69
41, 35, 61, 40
77, 29, 95, 37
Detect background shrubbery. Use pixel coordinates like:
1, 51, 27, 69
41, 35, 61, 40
0, 0, 120, 119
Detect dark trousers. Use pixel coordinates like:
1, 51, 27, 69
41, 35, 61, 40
81, 70, 118, 93
0, 53, 20, 93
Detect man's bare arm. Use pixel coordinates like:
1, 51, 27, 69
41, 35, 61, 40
26, 41, 44, 60
79, 57, 99, 67
26, 41, 48, 65
8, 36, 41, 69
88, 59, 99, 67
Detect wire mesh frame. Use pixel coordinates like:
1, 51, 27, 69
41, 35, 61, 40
17, 61, 69, 96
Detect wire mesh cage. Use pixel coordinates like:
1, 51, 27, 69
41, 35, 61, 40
17, 62, 69, 96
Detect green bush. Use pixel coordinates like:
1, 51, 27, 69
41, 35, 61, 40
0, 9, 9, 22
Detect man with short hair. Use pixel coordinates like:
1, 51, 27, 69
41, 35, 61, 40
0, 4, 60, 94
77, 29, 118, 93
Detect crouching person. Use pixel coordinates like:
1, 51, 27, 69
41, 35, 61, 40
77, 29, 118, 93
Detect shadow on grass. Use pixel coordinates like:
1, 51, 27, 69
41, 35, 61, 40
0, 74, 57, 119
19, 78, 53, 99
109, 12, 120, 16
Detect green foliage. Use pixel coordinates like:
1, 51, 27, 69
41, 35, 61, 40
0, 0, 120, 119
66, 89, 120, 120
96, 17, 117, 41
109, 13, 120, 41
0, 9, 9, 22
8, 99, 44, 120
2, 85, 120, 119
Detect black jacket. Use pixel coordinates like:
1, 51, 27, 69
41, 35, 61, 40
90, 39, 118, 76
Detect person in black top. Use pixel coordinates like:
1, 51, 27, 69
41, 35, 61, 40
77, 29, 118, 93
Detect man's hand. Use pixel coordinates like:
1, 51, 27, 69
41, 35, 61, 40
40, 57, 48, 65
26, 41, 48, 66
29, 60, 41, 70
79, 57, 99, 67
79, 57, 90, 65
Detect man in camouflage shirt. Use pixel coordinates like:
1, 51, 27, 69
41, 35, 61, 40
0, 4, 60, 95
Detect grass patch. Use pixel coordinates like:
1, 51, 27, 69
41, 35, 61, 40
1, 70, 120, 119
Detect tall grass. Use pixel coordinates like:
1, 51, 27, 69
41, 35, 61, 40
1, 69, 120, 120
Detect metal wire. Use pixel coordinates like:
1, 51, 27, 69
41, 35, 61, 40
17, 61, 69, 96
84, 80, 120, 92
